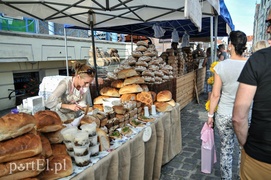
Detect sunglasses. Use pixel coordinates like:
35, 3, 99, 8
266, 19, 271, 28
79, 68, 96, 75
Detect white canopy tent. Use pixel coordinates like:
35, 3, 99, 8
0, 0, 221, 92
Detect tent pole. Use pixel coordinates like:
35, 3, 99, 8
210, 16, 214, 63
64, 27, 69, 76
214, 15, 218, 61
131, 34, 133, 53
90, 22, 99, 97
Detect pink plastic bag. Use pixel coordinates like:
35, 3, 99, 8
200, 122, 217, 173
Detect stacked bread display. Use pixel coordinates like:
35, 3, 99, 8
89, 47, 120, 67
106, 41, 174, 84
0, 111, 73, 180
160, 48, 186, 76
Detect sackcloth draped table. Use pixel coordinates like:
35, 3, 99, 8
70, 103, 182, 180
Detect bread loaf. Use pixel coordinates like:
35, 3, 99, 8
167, 99, 176, 107
154, 101, 173, 112
0, 133, 42, 163
136, 41, 148, 47
117, 68, 138, 79
96, 128, 110, 151
34, 110, 63, 133
40, 134, 52, 158
119, 84, 143, 95
136, 92, 153, 108
80, 115, 100, 127
111, 80, 124, 88
94, 95, 109, 104
37, 154, 73, 180
100, 87, 120, 97
0, 155, 45, 180
123, 76, 145, 86
156, 90, 172, 102
120, 93, 136, 103
43, 127, 64, 144
93, 104, 104, 111
51, 144, 68, 155
0, 113, 36, 141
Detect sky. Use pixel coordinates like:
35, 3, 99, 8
224, 0, 257, 36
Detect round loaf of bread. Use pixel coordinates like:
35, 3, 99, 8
157, 90, 172, 102
154, 101, 173, 112
0, 113, 36, 141
136, 41, 148, 47
34, 110, 63, 133
167, 99, 176, 107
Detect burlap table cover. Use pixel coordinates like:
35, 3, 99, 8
72, 103, 182, 180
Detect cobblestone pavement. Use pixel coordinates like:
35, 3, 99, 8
160, 93, 240, 180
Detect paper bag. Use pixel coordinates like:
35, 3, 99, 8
200, 122, 217, 173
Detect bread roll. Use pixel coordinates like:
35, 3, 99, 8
111, 80, 124, 88
40, 134, 52, 158
119, 84, 143, 95
117, 68, 138, 79
120, 93, 136, 103
157, 90, 172, 102
154, 101, 173, 112
43, 127, 64, 144
34, 110, 63, 133
96, 128, 110, 151
113, 105, 127, 115
0, 113, 36, 141
100, 87, 120, 97
123, 76, 145, 86
0, 133, 42, 163
38, 154, 73, 180
0, 155, 45, 180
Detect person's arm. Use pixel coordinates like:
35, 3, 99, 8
202, 57, 207, 67
207, 72, 222, 127
232, 83, 256, 146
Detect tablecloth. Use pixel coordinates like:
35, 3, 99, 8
70, 103, 182, 180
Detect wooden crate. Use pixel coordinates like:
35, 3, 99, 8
147, 78, 176, 101
176, 71, 196, 109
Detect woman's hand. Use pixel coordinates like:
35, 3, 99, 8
70, 104, 83, 111
207, 117, 214, 128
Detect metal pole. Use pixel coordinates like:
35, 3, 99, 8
214, 15, 218, 61
90, 22, 99, 97
210, 16, 214, 63
64, 27, 69, 76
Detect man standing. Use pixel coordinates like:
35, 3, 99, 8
218, 44, 229, 60
232, 8, 271, 179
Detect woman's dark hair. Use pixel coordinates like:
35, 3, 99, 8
228, 30, 247, 56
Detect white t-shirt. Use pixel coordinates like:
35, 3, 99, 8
214, 59, 247, 115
